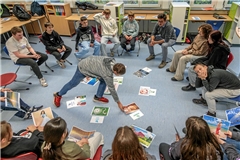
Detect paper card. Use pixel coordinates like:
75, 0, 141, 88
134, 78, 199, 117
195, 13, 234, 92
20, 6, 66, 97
68, 126, 95, 142
142, 67, 152, 72
32, 107, 54, 127
114, 77, 123, 85
81, 77, 99, 86
91, 106, 110, 116
130, 110, 144, 120
134, 69, 149, 78
5, 91, 20, 109
124, 102, 140, 114
66, 100, 77, 109
75, 95, 86, 106
104, 82, 119, 95
90, 116, 104, 123
225, 106, 240, 127
138, 86, 151, 96
149, 89, 157, 96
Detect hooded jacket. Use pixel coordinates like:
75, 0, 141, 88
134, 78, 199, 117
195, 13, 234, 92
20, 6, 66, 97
75, 25, 95, 50
41, 30, 64, 52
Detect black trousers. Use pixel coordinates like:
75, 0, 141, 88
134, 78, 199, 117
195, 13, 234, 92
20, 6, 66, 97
120, 36, 136, 50
159, 143, 173, 160
50, 45, 72, 61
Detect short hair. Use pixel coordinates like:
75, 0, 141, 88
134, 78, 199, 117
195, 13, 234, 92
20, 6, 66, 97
199, 23, 213, 39
10, 27, 22, 35
103, 9, 111, 15
80, 16, 87, 21
157, 13, 167, 21
113, 63, 126, 75
193, 62, 206, 70
44, 22, 54, 28
1, 121, 11, 141
128, 11, 134, 17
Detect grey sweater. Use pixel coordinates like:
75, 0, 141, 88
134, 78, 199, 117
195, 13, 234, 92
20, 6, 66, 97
151, 21, 176, 42
122, 19, 139, 37
222, 131, 240, 160
78, 56, 119, 102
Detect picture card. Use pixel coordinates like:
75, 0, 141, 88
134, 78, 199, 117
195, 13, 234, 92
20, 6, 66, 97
90, 116, 104, 123
131, 125, 156, 148
225, 106, 240, 127
32, 107, 54, 127
134, 68, 150, 78
91, 106, 110, 116
203, 115, 231, 140
130, 110, 144, 120
68, 126, 95, 142
138, 86, 151, 96
5, 91, 20, 109
149, 89, 157, 96
113, 77, 124, 85
66, 95, 86, 109
124, 102, 140, 114
81, 77, 99, 86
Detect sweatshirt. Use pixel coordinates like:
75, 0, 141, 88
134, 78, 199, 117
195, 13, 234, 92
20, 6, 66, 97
151, 21, 176, 42
78, 56, 120, 102
41, 30, 64, 52
185, 34, 209, 56
75, 25, 95, 50
122, 19, 139, 38
93, 13, 118, 36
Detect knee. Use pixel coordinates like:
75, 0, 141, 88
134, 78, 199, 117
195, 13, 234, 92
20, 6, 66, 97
83, 47, 90, 52
161, 43, 168, 48
67, 47, 72, 52
205, 92, 213, 99
147, 38, 151, 44
41, 54, 48, 61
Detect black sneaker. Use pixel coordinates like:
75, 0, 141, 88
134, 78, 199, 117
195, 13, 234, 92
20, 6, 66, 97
206, 111, 216, 117
182, 127, 187, 134
146, 126, 153, 133
182, 84, 196, 91
192, 97, 208, 106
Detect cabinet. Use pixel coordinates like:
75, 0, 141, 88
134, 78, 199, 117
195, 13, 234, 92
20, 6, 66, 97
223, 2, 240, 45
104, 2, 124, 35
44, 3, 75, 36
169, 2, 190, 43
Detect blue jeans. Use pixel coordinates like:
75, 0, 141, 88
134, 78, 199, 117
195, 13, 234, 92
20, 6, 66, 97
223, 137, 240, 160
1, 92, 30, 118
58, 67, 106, 98
75, 40, 100, 59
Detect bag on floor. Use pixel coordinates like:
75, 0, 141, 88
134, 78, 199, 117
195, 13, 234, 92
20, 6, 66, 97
0, 4, 11, 17
31, 1, 45, 16
13, 4, 31, 21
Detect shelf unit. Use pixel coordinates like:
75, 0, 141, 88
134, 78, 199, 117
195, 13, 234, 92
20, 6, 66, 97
223, 2, 240, 44
44, 3, 75, 36
103, 2, 124, 35
169, 2, 190, 43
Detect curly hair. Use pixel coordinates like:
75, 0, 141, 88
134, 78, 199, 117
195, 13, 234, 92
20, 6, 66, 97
199, 23, 213, 39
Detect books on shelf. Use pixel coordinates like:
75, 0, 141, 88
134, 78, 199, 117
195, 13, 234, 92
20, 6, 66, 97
66, 95, 86, 109
225, 106, 240, 127
32, 107, 54, 127
5, 91, 20, 109
131, 125, 156, 148
203, 115, 231, 140
68, 126, 95, 142
81, 77, 99, 86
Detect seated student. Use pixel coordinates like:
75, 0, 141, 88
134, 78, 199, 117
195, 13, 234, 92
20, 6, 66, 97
1, 121, 44, 158
42, 117, 104, 160
53, 56, 126, 111
120, 11, 139, 52
214, 130, 240, 160
42, 22, 72, 68
159, 116, 223, 160
6, 27, 48, 87
182, 30, 230, 91
192, 63, 240, 117
102, 126, 156, 160
166, 23, 213, 81
93, 9, 120, 57
146, 13, 176, 69
75, 16, 100, 59
1, 88, 43, 119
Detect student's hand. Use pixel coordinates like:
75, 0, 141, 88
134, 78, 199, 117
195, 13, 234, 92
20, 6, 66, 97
182, 50, 188, 55
224, 130, 232, 138
31, 54, 39, 59
117, 101, 124, 112
198, 71, 207, 80
57, 48, 62, 53
90, 43, 94, 47
0, 97, 6, 102
36, 54, 41, 59
37, 126, 44, 132
75, 49, 79, 52
77, 138, 89, 147
129, 36, 132, 40
27, 125, 38, 132
175, 134, 180, 141
213, 132, 225, 145
1, 88, 12, 92
149, 41, 155, 46
62, 46, 66, 51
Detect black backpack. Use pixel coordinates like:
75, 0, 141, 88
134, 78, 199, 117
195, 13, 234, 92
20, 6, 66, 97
13, 4, 31, 21
0, 4, 11, 17
31, 1, 45, 16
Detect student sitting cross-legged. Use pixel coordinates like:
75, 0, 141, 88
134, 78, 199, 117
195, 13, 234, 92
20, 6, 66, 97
42, 22, 72, 69
159, 116, 223, 160
75, 16, 100, 60
42, 117, 104, 160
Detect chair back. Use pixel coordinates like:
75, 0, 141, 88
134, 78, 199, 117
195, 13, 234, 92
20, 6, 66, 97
206, 20, 224, 30
173, 27, 180, 39
1, 152, 38, 160
226, 52, 234, 67
3, 46, 10, 57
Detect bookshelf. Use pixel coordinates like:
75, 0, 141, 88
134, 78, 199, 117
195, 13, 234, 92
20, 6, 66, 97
44, 3, 75, 36
169, 2, 190, 43
103, 2, 124, 35
223, 2, 240, 44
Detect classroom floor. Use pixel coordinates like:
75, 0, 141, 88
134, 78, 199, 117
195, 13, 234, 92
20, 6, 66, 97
1, 35, 240, 159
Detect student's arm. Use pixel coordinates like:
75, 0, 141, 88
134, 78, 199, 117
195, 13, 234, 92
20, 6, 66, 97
163, 25, 173, 43
202, 77, 220, 92
230, 131, 240, 141
93, 13, 103, 24
42, 33, 59, 51
131, 21, 139, 38
191, 41, 209, 56
55, 31, 64, 46
222, 143, 240, 160
122, 21, 127, 36
65, 140, 90, 159
90, 27, 95, 44
112, 20, 118, 36
151, 23, 158, 36
75, 28, 81, 51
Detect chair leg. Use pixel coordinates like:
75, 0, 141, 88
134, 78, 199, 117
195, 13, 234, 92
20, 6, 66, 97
45, 62, 54, 72
65, 59, 72, 65
15, 80, 32, 85
137, 41, 140, 57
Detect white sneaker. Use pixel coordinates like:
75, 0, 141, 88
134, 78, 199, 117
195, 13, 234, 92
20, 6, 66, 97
56, 60, 66, 69
39, 78, 48, 87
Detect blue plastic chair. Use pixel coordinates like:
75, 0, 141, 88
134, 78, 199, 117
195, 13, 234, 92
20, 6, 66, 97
229, 95, 240, 106
206, 20, 224, 30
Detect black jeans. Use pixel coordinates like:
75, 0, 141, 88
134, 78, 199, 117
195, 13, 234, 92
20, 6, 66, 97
120, 35, 136, 50
50, 45, 72, 61
16, 52, 48, 79
159, 143, 173, 160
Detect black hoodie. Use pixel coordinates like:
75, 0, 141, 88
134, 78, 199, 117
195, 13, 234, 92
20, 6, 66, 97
75, 25, 95, 50
192, 43, 230, 69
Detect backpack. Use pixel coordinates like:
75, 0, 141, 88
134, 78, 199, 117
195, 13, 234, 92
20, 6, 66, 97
13, 4, 31, 21
31, 1, 45, 16
0, 4, 11, 17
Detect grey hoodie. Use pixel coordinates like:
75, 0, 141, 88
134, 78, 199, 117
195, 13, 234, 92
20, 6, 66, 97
122, 19, 139, 37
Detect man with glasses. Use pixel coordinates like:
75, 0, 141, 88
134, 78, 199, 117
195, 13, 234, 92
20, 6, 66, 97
146, 13, 176, 68
120, 11, 139, 52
